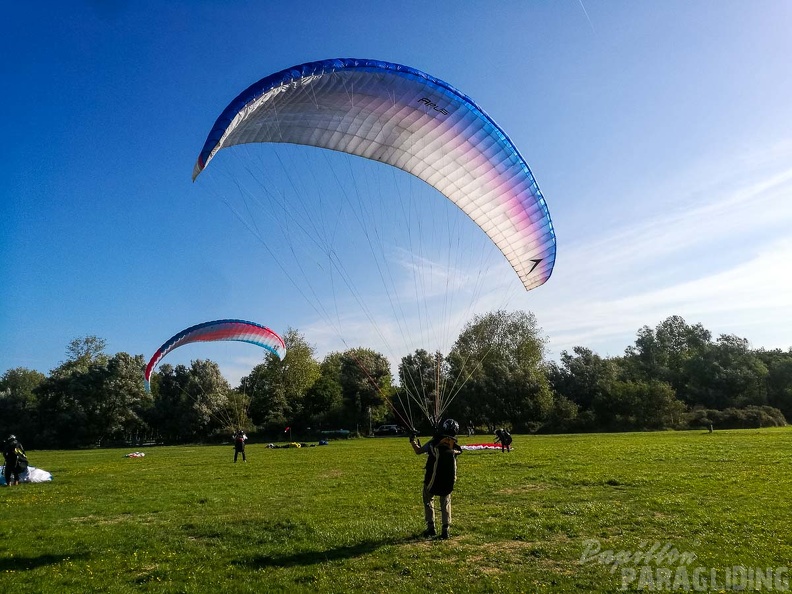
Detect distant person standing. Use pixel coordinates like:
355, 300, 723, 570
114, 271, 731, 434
410, 419, 462, 539
3, 435, 26, 486
233, 430, 247, 462
494, 429, 512, 453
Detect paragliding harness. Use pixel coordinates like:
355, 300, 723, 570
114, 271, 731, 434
14, 446, 28, 473
425, 435, 462, 496
233, 432, 247, 462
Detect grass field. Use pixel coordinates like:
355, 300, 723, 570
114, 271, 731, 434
2, 428, 792, 593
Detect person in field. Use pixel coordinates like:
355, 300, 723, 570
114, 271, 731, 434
494, 428, 513, 452
233, 430, 247, 462
3, 435, 27, 486
410, 419, 462, 539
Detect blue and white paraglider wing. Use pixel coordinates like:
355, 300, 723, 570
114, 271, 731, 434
193, 58, 556, 291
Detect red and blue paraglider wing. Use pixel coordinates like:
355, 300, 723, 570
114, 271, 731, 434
144, 319, 286, 390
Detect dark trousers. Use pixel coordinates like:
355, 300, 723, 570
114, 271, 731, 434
4, 463, 20, 484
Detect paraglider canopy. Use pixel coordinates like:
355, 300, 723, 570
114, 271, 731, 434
193, 58, 555, 291
144, 319, 286, 390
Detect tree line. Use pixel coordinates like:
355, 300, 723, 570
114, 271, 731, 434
1, 312, 789, 448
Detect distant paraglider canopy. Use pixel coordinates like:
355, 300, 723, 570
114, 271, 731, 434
192, 58, 555, 429
144, 319, 286, 390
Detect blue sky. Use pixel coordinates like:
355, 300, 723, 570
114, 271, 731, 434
2, 1, 791, 384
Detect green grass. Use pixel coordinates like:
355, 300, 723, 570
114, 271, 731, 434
2, 429, 792, 593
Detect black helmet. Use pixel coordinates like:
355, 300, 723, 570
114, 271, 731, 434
6, 434, 16, 442
441, 419, 459, 436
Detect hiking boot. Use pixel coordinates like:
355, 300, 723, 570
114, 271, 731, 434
440, 526, 450, 540
422, 526, 436, 538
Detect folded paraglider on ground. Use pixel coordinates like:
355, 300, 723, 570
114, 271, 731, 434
267, 441, 329, 449
460, 443, 512, 451
0, 466, 53, 485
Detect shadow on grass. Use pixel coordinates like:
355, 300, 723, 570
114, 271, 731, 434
0, 552, 90, 571
234, 535, 415, 568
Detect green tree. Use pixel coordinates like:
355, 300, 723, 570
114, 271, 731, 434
35, 342, 152, 447
34, 373, 83, 447
35, 335, 109, 445
244, 328, 320, 432
0, 368, 46, 445
148, 363, 183, 442
150, 361, 231, 442
548, 347, 619, 410
603, 379, 685, 429
398, 349, 445, 426
448, 310, 553, 431
623, 316, 710, 396
222, 389, 253, 432
685, 335, 768, 409
300, 352, 347, 430
55, 335, 109, 377
303, 374, 345, 429
91, 352, 152, 444
543, 394, 581, 432
338, 347, 393, 431
757, 348, 792, 420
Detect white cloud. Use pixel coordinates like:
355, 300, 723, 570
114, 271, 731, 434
532, 141, 792, 359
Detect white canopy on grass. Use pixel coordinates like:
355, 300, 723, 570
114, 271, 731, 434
0, 466, 53, 485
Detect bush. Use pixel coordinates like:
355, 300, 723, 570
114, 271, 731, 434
686, 405, 786, 429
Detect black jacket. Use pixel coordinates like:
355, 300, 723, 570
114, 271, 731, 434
421, 434, 462, 496
3, 439, 24, 464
